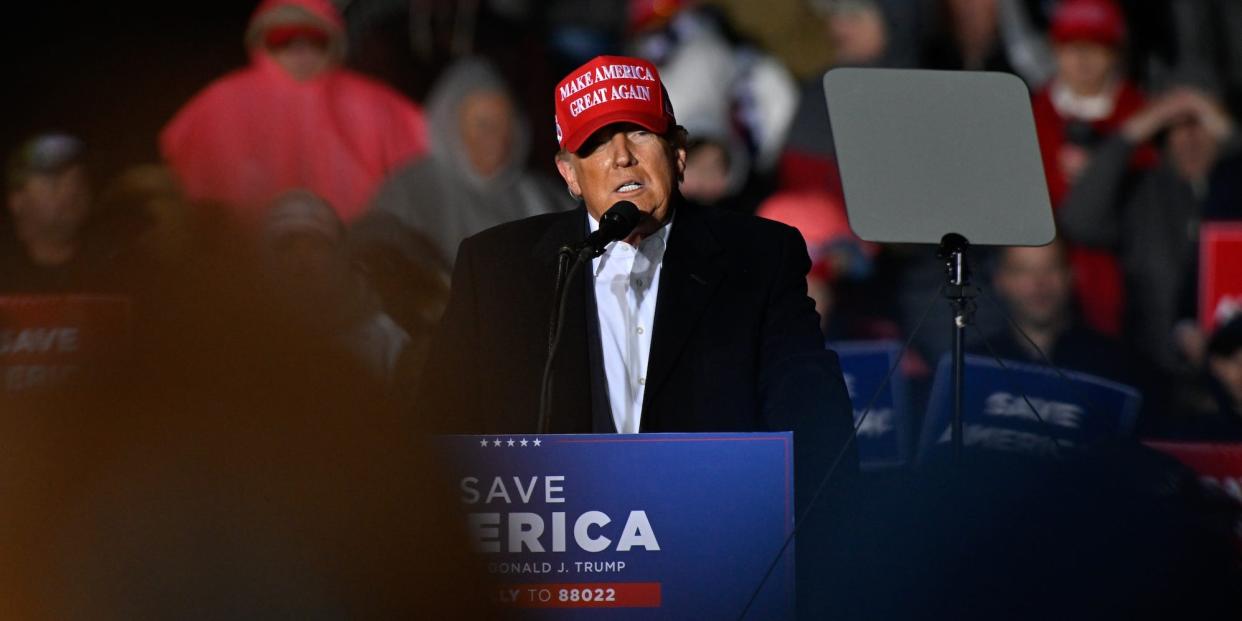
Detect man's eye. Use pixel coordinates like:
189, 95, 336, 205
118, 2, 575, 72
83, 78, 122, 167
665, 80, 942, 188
629, 130, 653, 140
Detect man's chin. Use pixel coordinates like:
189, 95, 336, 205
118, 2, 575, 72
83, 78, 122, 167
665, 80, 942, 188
1018, 315, 1061, 332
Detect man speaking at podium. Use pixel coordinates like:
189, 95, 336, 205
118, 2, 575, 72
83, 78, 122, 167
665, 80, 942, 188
417, 55, 856, 500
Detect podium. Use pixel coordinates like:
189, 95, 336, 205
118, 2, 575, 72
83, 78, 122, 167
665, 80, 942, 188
434, 433, 795, 619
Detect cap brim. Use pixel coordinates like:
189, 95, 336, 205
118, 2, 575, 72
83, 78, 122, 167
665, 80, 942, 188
561, 110, 671, 153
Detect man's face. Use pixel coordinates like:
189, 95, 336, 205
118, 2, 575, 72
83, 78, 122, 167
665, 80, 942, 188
269, 38, 332, 81
993, 244, 1072, 329
555, 123, 686, 226
7, 166, 91, 247
828, 7, 888, 66
459, 90, 515, 178
1054, 41, 1117, 96
1167, 115, 1219, 183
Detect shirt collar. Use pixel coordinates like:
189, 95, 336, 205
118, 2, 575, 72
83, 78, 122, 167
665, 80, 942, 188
1050, 79, 1119, 122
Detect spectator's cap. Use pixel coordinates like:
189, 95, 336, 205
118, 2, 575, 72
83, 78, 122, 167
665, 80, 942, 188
554, 55, 676, 153
263, 189, 344, 242
1209, 315, 1242, 358
1050, 0, 1126, 47
245, 0, 346, 60
6, 132, 85, 192
627, 0, 688, 33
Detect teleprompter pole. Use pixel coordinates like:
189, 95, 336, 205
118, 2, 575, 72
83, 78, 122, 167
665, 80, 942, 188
938, 233, 976, 460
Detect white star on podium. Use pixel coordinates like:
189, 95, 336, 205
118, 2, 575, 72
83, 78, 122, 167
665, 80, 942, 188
492, 439, 502, 447
532, 438, 542, 447
479, 438, 488, 447
506, 439, 515, 447
520, 439, 528, 447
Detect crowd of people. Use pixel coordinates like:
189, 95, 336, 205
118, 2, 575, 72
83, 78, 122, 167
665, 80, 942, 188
6, 0, 1241, 437
4, 0, 1242, 615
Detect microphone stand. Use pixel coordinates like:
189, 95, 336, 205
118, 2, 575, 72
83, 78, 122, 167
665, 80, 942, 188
536, 200, 640, 433
537, 244, 594, 434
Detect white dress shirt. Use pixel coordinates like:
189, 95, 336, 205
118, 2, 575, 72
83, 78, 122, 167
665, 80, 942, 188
589, 212, 671, 434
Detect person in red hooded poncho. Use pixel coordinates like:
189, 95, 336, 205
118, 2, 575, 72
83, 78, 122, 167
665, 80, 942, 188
160, 0, 428, 224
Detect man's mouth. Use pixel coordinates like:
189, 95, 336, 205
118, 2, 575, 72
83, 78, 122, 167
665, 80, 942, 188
615, 181, 643, 193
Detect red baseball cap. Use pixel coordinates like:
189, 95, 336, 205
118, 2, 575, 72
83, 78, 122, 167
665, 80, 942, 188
554, 55, 676, 153
1050, 0, 1126, 47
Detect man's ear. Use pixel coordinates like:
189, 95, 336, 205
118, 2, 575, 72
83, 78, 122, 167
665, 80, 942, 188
554, 155, 582, 198
674, 146, 687, 183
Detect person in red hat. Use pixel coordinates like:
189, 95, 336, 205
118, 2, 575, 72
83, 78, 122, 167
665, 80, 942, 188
416, 54, 856, 507
160, 0, 428, 225
1030, 0, 1153, 338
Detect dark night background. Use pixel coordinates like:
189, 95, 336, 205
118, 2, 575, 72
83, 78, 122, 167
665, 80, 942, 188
3, 3, 259, 182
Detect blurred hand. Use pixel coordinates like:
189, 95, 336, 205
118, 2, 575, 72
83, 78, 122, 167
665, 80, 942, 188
1122, 88, 1235, 144
1183, 90, 1235, 142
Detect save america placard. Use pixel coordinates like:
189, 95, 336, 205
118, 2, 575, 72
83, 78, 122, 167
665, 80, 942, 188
1, 294, 131, 394
435, 433, 794, 618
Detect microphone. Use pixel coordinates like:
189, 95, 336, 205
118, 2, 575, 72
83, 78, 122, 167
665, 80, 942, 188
563, 201, 642, 258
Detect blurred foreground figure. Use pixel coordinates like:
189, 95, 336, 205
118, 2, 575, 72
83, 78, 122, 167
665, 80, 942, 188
363, 58, 571, 268
0, 219, 494, 619
262, 190, 412, 387
160, 0, 428, 223
801, 447, 1242, 619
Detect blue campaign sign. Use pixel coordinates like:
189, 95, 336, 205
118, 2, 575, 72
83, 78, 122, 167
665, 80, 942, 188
917, 354, 1142, 461
435, 433, 794, 619
831, 340, 912, 469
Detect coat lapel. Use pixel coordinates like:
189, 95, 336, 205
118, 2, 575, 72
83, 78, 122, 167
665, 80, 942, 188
641, 202, 724, 425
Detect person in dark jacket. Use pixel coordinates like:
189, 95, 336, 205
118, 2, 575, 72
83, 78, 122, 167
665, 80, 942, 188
1058, 86, 1239, 378
416, 55, 857, 514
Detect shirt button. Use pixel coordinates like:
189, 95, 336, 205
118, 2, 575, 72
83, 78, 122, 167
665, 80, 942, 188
638, 377, 646, 385
636, 326, 645, 335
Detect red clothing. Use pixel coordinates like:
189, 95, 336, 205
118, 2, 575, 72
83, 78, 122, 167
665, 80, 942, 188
160, 0, 428, 223
1032, 80, 1153, 336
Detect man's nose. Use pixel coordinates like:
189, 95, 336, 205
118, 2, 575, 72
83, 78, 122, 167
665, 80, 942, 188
606, 133, 635, 167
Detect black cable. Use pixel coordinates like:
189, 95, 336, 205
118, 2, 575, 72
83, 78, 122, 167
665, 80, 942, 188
966, 322, 1070, 457
736, 284, 942, 621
